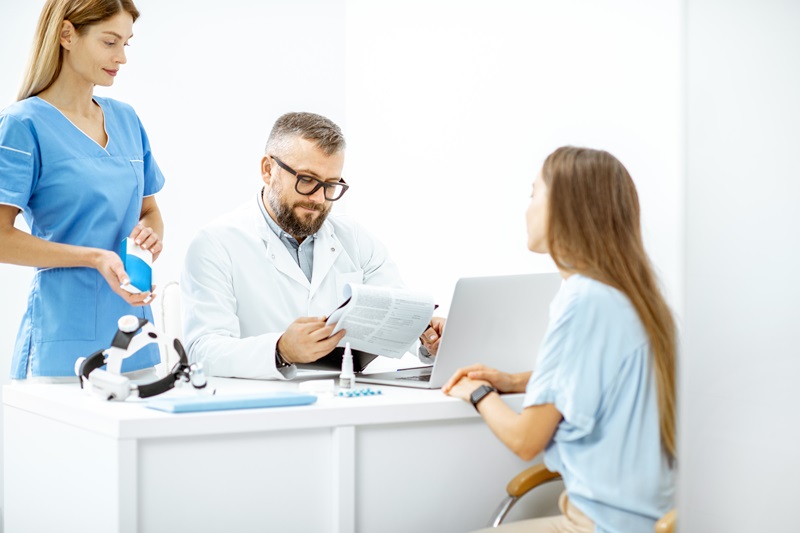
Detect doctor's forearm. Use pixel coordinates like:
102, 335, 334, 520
189, 333, 290, 380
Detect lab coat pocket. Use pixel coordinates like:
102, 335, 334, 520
334, 269, 364, 300
35, 267, 98, 342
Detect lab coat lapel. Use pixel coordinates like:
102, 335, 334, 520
251, 202, 310, 290
310, 223, 342, 298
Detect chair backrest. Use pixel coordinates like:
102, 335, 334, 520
157, 281, 183, 369
655, 509, 676, 533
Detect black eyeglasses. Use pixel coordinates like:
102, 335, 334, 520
270, 155, 349, 201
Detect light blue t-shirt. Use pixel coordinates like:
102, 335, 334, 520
0, 96, 165, 378
523, 274, 674, 533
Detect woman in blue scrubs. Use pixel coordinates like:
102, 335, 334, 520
444, 147, 676, 533
0, 0, 164, 380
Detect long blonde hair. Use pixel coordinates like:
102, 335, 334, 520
542, 146, 677, 460
17, 0, 140, 101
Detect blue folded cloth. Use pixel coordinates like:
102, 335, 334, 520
146, 392, 317, 413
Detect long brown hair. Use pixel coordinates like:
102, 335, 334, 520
18, 0, 140, 101
542, 146, 677, 459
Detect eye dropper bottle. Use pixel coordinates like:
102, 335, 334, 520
339, 342, 355, 389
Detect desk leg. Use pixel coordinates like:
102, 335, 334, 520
117, 439, 138, 533
333, 425, 355, 533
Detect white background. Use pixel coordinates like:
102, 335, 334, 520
682, 1, 800, 531
2, 0, 796, 531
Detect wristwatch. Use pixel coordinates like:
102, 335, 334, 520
469, 384, 498, 411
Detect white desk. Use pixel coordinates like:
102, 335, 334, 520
4, 377, 556, 533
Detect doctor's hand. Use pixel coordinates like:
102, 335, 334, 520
419, 316, 446, 355
129, 223, 163, 261
277, 317, 347, 364
442, 364, 525, 395
92, 249, 154, 307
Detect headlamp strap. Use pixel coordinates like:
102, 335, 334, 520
137, 372, 181, 398
77, 349, 107, 389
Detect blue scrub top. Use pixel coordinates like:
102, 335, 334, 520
0, 96, 165, 378
523, 274, 674, 533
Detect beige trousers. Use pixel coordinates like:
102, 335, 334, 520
472, 491, 595, 533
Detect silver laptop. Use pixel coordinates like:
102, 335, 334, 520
356, 273, 562, 389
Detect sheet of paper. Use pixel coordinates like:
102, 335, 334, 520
326, 283, 435, 358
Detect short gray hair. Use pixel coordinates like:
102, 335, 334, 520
265, 112, 346, 156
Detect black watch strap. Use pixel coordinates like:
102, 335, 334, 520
470, 384, 498, 411
275, 348, 291, 369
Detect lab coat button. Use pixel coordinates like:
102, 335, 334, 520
331, 247, 335, 252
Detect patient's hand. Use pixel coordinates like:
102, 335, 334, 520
444, 375, 492, 402
442, 364, 527, 394
277, 317, 346, 364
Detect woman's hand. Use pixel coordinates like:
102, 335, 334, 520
129, 223, 163, 261
93, 248, 154, 306
442, 364, 525, 394
445, 375, 492, 402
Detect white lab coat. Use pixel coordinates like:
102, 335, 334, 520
181, 199, 408, 379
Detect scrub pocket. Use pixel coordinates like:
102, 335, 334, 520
335, 269, 364, 299
129, 159, 145, 197
35, 267, 97, 342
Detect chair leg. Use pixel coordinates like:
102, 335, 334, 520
488, 496, 519, 528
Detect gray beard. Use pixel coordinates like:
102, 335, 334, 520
266, 187, 329, 239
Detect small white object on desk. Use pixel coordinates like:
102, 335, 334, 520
339, 342, 355, 389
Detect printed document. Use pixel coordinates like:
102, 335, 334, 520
326, 283, 435, 358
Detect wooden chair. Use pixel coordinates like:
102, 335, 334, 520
488, 464, 676, 533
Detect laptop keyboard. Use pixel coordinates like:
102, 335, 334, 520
397, 374, 431, 382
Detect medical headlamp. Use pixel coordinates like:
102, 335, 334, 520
75, 315, 210, 401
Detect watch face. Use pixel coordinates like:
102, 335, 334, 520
470, 386, 482, 403
471, 385, 495, 407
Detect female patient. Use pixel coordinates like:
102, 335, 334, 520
444, 146, 675, 533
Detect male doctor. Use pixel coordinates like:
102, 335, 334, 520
182, 112, 441, 379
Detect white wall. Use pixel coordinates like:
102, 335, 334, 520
681, 0, 800, 530
1, 0, 685, 529
345, 0, 684, 315
0, 3, 50, 528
